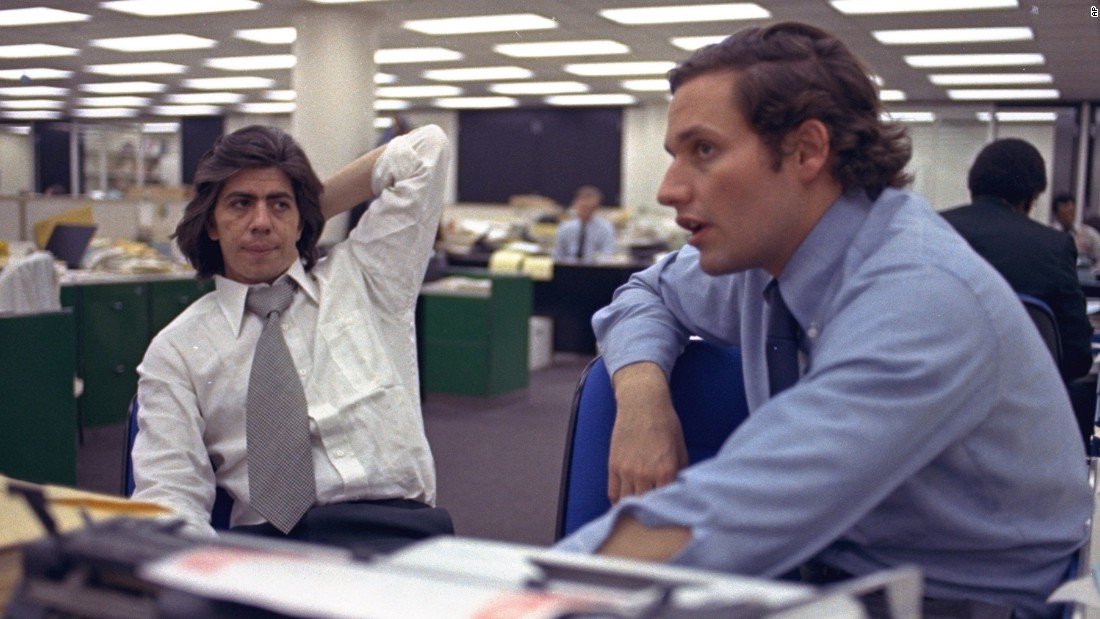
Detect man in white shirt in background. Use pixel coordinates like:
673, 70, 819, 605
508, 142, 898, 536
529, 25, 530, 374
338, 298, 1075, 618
132, 123, 453, 554
553, 184, 616, 261
1052, 192, 1100, 268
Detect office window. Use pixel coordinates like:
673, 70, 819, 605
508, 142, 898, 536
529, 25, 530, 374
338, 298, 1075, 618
457, 107, 622, 206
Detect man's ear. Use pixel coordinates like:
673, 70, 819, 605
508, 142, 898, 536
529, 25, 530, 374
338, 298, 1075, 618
792, 119, 831, 184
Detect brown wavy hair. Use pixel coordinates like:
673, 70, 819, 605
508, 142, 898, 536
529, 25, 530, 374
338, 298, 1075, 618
173, 125, 325, 278
669, 21, 912, 199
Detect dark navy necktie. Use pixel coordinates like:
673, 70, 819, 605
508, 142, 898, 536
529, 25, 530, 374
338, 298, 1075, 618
763, 280, 801, 397
575, 221, 587, 259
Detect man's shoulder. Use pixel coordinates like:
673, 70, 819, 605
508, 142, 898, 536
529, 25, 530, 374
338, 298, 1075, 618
152, 289, 220, 341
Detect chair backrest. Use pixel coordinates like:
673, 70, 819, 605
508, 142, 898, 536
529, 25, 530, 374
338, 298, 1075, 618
1019, 293, 1062, 362
123, 395, 233, 529
555, 339, 749, 539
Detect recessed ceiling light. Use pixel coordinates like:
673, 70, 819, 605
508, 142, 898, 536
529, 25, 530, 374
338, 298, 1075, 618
376, 85, 463, 98
91, 34, 217, 52
873, 27, 1032, 45
2, 110, 63, 120
490, 81, 589, 95
879, 89, 907, 102
432, 97, 519, 109
0, 44, 79, 59
151, 104, 223, 116
601, 3, 769, 25
142, 122, 179, 133
0, 99, 65, 110
238, 102, 295, 114
564, 61, 676, 77
831, 0, 1017, 14
375, 48, 464, 64
904, 53, 1045, 68
976, 111, 1058, 122
545, 94, 638, 106
881, 111, 937, 123
0, 85, 68, 97
403, 13, 557, 36
670, 36, 727, 51
86, 62, 188, 76
82, 81, 167, 94
0, 68, 73, 81
205, 55, 296, 71
494, 40, 629, 58
182, 77, 275, 90
947, 88, 1059, 100
621, 79, 670, 92
929, 73, 1053, 86
165, 92, 245, 105
265, 90, 296, 101
0, 7, 90, 27
78, 96, 152, 107
423, 67, 533, 82
74, 108, 141, 119
235, 27, 297, 45
100, 0, 261, 18
374, 99, 410, 111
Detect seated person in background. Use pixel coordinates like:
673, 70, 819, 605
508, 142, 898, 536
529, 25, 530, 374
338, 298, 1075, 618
555, 22, 1090, 618
552, 185, 616, 260
132, 124, 453, 552
941, 140, 1093, 383
1051, 192, 1100, 268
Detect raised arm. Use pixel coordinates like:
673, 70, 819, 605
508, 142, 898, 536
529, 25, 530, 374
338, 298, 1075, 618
319, 143, 388, 220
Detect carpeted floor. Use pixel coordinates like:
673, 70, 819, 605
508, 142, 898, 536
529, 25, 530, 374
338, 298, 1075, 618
75, 352, 595, 548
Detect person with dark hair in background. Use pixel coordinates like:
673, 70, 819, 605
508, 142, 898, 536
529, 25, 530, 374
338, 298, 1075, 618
552, 184, 616, 261
1051, 192, 1100, 267
132, 124, 454, 552
555, 22, 1089, 617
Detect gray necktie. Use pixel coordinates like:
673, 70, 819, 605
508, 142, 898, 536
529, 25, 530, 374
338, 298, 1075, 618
245, 280, 315, 534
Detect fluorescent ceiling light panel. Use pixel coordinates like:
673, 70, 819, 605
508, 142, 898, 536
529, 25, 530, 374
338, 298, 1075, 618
142, 122, 179, 133
91, 34, 216, 52
376, 48, 464, 64
77, 96, 151, 107
86, 62, 188, 76
976, 111, 1058, 122
433, 97, 519, 109
494, 40, 629, 58
670, 36, 727, 51
947, 88, 1059, 100
904, 53, 1044, 68
74, 108, 140, 118
601, 3, 769, 25
82, 81, 167, 94
0, 85, 67, 96
0, 44, 78, 59
2, 110, 62, 120
100, 0, 261, 17
375, 73, 397, 85
375, 117, 394, 129
238, 102, 295, 114
377, 85, 463, 98
831, 0, 1017, 14
3, 125, 31, 135
490, 81, 589, 95
565, 61, 676, 76
205, 55, 296, 71
307, 0, 399, 3
879, 89, 907, 102
621, 79, 670, 92
929, 73, 1053, 85
881, 111, 936, 123
0, 7, 90, 27
165, 92, 245, 104
374, 99, 410, 111
151, 104, 223, 116
264, 90, 296, 101
423, 66, 533, 81
0, 68, 72, 80
235, 27, 296, 45
183, 76, 275, 90
873, 27, 1032, 45
403, 13, 558, 36
545, 93, 638, 106
0, 99, 64, 110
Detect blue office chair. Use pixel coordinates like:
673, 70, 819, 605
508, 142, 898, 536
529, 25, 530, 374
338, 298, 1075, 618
1018, 293, 1061, 363
556, 339, 749, 539
123, 396, 234, 529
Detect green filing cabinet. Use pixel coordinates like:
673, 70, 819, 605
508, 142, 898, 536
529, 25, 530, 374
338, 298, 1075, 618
150, 277, 213, 336
74, 283, 149, 427
0, 310, 77, 485
420, 272, 532, 396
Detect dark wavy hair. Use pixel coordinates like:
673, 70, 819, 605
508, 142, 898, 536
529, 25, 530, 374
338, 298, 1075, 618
967, 138, 1047, 210
173, 125, 325, 279
668, 21, 912, 199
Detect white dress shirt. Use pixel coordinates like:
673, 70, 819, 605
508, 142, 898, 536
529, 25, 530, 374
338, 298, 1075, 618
132, 126, 450, 537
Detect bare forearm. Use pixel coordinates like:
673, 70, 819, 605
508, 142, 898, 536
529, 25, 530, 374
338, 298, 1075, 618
320, 143, 388, 220
597, 513, 691, 562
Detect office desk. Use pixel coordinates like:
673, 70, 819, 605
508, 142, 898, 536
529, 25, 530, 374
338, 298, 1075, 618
533, 260, 650, 354
1080, 268, 1100, 298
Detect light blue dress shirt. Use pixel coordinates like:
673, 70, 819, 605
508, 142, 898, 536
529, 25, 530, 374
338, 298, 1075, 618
556, 187, 1091, 617
553, 216, 616, 260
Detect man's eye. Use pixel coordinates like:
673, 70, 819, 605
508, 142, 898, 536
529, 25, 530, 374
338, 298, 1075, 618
695, 142, 714, 157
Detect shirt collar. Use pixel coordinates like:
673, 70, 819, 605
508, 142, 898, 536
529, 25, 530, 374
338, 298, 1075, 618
213, 258, 316, 337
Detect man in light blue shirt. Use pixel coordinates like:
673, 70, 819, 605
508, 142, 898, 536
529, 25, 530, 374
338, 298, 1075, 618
554, 21, 1090, 618
552, 185, 616, 261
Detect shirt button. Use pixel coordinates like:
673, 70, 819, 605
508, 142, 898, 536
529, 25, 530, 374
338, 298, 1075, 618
335, 450, 345, 458
806, 326, 819, 339
282, 323, 289, 331
299, 368, 308, 377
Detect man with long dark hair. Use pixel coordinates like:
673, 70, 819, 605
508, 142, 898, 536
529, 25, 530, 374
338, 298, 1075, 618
132, 124, 453, 551
556, 22, 1089, 617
